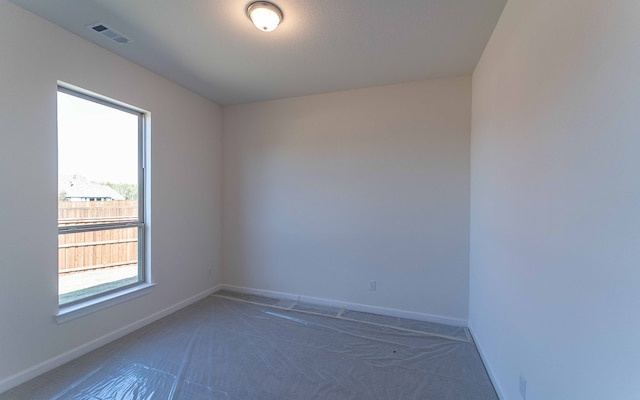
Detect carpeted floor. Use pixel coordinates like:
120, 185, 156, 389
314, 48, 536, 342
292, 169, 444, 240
1, 292, 497, 399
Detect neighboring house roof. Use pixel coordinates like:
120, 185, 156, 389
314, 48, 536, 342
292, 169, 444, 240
58, 175, 124, 201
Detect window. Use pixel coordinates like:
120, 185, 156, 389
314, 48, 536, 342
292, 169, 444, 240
57, 85, 146, 307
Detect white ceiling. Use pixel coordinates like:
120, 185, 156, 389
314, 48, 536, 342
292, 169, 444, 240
10, 0, 506, 106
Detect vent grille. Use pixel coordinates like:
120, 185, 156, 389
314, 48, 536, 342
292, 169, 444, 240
86, 22, 131, 44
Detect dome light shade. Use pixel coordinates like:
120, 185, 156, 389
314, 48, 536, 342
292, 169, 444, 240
247, 1, 283, 32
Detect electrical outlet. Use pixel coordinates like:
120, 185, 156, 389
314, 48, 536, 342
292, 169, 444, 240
519, 375, 527, 399
369, 281, 377, 291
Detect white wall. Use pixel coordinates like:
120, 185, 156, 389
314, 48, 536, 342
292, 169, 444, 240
223, 77, 471, 321
0, 1, 222, 391
470, 0, 640, 398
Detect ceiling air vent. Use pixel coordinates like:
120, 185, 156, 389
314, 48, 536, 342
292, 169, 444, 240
86, 22, 131, 44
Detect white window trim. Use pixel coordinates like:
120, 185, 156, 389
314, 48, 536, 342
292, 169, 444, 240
56, 283, 156, 324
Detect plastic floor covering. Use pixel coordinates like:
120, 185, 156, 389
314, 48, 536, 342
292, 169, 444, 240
1, 292, 498, 399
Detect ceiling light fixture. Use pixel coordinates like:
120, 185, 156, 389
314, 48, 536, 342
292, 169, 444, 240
246, 1, 283, 32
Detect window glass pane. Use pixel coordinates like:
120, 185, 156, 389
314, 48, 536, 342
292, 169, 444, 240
57, 91, 139, 223
57, 88, 144, 306
58, 227, 140, 304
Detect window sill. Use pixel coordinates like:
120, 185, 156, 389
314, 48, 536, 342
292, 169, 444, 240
56, 282, 156, 324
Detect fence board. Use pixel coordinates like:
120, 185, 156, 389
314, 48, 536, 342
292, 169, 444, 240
58, 201, 139, 273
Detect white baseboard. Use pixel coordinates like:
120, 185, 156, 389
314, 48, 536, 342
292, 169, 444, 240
0, 287, 216, 395
468, 324, 505, 400
216, 284, 468, 327
211, 283, 223, 293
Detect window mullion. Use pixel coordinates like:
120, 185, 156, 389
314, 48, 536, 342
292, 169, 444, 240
59, 221, 142, 235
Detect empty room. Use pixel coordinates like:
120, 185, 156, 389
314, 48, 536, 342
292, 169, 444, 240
1, 0, 639, 399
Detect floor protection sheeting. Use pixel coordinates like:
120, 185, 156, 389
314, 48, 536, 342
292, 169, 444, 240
1, 292, 498, 399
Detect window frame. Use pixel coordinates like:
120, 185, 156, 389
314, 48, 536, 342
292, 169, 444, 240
57, 84, 148, 310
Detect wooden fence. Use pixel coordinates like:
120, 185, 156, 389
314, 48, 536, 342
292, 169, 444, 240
58, 201, 139, 273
